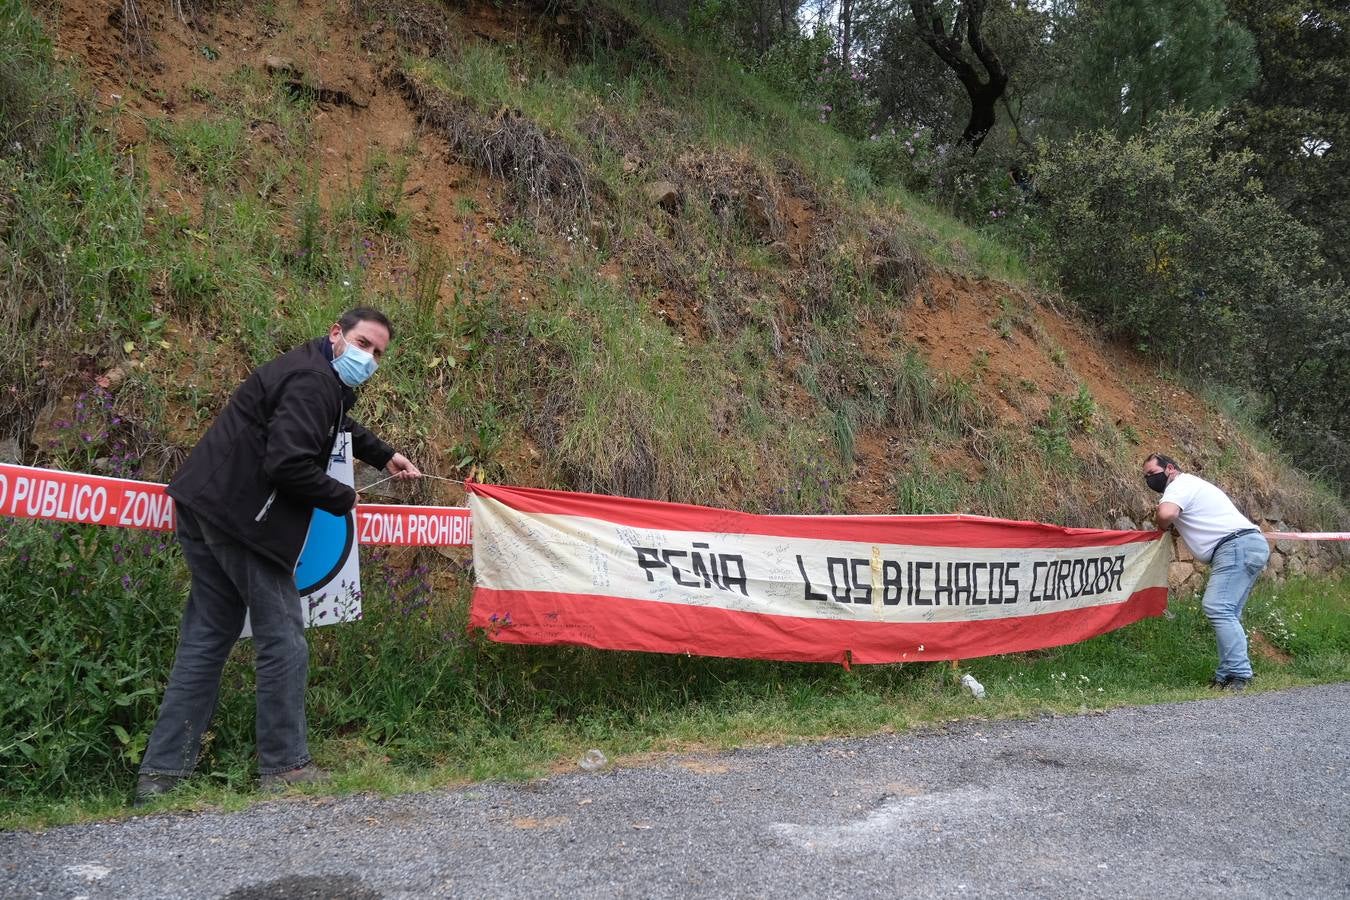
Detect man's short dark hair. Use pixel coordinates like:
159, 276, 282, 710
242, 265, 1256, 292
338, 306, 394, 341
1145, 452, 1181, 471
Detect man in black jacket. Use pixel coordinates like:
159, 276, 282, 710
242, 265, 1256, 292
135, 307, 420, 803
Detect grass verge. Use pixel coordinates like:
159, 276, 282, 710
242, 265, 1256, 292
3, 564, 1346, 832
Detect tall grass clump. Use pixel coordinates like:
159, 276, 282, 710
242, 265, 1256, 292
148, 116, 246, 187
1, 0, 152, 440
527, 273, 739, 503
0, 388, 185, 801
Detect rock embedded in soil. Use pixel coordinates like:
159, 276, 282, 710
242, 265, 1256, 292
643, 180, 680, 212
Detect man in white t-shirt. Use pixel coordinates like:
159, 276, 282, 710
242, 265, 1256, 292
1144, 453, 1270, 690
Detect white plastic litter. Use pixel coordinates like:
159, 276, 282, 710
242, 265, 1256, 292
960, 673, 986, 699
578, 748, 607, 771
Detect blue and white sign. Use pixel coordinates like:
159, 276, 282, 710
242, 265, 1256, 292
295, 431, 361, 627
243, 432, 361, 637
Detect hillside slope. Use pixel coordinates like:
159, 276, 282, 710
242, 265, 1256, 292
12, 0, 1348, 591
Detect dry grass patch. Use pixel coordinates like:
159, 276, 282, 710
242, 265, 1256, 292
394, 67, 591, 224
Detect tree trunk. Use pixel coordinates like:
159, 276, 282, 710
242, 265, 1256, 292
840, 0, 854, 73
963, 83, 1001, 150
908, 0, 1009, 154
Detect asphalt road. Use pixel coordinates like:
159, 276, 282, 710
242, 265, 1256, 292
3, 683, 1347, 899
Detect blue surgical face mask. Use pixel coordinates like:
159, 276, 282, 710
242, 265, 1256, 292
332, 334, 378, 387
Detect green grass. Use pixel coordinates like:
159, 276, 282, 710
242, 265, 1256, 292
393, 5, 1033, 289
5, 564, 1346, 832
524, 271, 744, 502
396, 6, 858, 192
493, 218, 543, 257
884, 188, 1037, 285
338, 151, 411, 236
895, 465, 969, 514
149, 116, 245, 186
1, 0, 154, 437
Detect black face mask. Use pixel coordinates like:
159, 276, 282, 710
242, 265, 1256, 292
1145, 471, 1169, 494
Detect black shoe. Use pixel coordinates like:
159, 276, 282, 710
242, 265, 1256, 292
1207, 675, 1230, 688
1221, 677, 1253, 692
133, 773, 183, 807
259, 763, 330, 793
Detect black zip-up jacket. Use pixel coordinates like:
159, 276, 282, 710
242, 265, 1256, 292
166, 336, 395, 569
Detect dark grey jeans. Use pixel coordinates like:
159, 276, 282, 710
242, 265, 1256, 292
139, 504, 312, 777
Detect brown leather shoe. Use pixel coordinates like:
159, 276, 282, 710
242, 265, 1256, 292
259, 763, 329, 792
133, 774, 183, 807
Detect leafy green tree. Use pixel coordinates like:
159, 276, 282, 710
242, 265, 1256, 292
1034, 109, 1349, 489
1035, 111, 1301, 356
858, 1, 1051, 144
1046, 0, 1257, 137
755, 26, 878, 138
859, 3, 966, 139
1251, 278, 1350, 486
1224, 0, 1349, 280
906, 0, 1011, 151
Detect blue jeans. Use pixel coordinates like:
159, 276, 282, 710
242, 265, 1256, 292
1201, 531, 1270, 681
139, 505, 312, 777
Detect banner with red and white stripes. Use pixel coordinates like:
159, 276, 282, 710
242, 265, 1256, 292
466, 483, 1175, 664
0, 463, 471, 546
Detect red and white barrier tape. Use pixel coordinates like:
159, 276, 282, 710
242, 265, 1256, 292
0, 463, 471, 547
1263, 532, 1350, 541
2, 463, 1346, 547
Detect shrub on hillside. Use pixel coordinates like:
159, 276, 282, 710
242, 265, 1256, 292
1032, 110, 1316, 366
753, 28, 874, 140
1033, 109, 1350, 489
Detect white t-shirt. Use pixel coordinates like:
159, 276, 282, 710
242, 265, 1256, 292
1160, 473, 1257, 563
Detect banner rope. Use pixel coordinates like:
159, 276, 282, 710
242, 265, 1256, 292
362, 472, 467, 492
1262, 532, 1350, 542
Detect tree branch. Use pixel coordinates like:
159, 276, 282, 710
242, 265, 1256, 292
908, 0, 982, 92
907, 0, 1010, 151
964, 0, 1008, 90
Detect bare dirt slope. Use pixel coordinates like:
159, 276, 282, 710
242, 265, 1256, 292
40, 0, 1344, 588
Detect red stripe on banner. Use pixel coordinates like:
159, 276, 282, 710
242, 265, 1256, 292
467, 482, 1162, 549
0, 463, 470, 546
468, 586, 1169, 664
